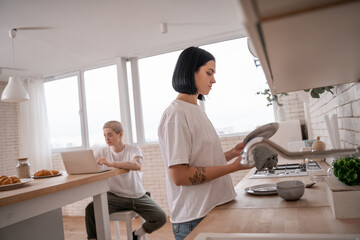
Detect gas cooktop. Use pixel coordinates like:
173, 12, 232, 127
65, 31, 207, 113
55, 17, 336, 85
250, 161, 322, 179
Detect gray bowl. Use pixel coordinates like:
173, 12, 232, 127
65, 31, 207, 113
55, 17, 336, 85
276, 180, 305, 201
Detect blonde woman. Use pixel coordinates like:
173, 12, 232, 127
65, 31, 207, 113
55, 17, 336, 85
85, 120, 166, 240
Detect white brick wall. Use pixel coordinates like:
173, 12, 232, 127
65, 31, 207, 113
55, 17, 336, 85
0, 82, 20, 177
277, 92, 305, 124
309, 83, 360, 149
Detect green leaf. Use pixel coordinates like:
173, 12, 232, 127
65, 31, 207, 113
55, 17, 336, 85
325, 86, 334, 91
316, 88, 325, 94
345, 159, 357, 170
337, 159, 346, 167
310, 90, 320, 98
338, 168, 347, 178
338, 177, 349, 185
345, 170, 357, 182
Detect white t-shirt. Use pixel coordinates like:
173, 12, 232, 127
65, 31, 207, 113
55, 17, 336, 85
94, 144, 146, 198
158, 99, 236, 223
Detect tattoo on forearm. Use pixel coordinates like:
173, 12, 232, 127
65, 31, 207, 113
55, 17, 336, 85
189, 167, 206, 185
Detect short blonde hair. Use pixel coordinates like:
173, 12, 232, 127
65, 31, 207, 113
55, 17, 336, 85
103, 120, 124, 134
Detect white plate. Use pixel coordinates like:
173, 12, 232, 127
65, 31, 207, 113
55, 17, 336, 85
243, 122, 279, 144
0, 178, 34, 191
245, 183, 278, 196
32, 171, 62, 179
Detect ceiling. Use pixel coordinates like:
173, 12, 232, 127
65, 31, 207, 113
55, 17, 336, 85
0, 0, 247, 82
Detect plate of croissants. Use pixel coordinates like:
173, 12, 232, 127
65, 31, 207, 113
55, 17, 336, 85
0, 175, 34, 191
32, 169, 62, 179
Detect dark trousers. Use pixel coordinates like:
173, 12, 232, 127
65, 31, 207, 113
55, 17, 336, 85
85, 192, 167, 239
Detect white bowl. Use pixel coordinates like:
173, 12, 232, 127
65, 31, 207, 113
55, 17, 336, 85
276, 180, 305, 201
276, 180, 305, 189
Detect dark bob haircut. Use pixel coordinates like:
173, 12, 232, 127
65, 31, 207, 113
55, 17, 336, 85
172, 46, 215, 101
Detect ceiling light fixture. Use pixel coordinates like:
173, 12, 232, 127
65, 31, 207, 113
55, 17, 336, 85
1, 28, 29, 102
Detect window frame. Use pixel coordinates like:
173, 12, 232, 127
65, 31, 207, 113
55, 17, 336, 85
44, 71, 89, 153
44, 38, 274, 152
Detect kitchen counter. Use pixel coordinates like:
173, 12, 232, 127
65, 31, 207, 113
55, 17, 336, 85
185, 161, 360, 240
0, 169, 127, 240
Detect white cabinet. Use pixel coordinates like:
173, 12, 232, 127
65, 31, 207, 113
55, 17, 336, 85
237, 0, 360, 94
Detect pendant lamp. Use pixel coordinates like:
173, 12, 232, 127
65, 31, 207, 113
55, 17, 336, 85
1, 28, 29, 102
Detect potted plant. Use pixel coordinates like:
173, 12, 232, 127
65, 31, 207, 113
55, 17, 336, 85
326, 156, 360, 218
332, 157, 360, 186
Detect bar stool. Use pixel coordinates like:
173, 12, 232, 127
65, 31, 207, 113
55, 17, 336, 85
110, 210, 147, 240
109, 192, 150, 240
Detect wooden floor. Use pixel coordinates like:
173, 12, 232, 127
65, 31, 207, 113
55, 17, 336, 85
63, 215, 175, 240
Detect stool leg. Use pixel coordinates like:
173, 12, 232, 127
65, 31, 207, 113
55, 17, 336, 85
140, 217, 147, 240
114, 221, 121, 240
125, 217, 133, 240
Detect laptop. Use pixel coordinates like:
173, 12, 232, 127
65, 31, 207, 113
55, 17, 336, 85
61, 149, 110, 174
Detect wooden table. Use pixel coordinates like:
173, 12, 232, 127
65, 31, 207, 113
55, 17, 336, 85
0, 169, 127, 240
186, 161, 360, 239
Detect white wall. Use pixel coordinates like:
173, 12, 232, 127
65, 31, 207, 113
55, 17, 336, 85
0, 81, 20, 176
309, 82, 360, 149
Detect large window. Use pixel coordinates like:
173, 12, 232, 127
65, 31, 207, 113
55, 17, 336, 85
138, 51, 181, 142
44, 37, 275, 151
201, 38, 274, 134
44, 74, 83, 150
138, 38, 274, 141
45, 65, 120, 151
83, 65, 121, 148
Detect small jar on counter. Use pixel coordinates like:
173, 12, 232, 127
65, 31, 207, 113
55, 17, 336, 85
311, 136, 326, 162
16, 158, 31, 178
312, 136, 326, 151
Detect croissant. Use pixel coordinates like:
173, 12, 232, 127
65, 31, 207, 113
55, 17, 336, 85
34, 169, 54, 177
10, 176, 21, 183
0, 176, 12, 185
51, 170, 59, 175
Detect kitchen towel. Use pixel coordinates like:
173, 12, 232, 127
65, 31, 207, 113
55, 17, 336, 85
252, 145, 278, 170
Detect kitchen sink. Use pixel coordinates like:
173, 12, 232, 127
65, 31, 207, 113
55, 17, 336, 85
194, 233, 360, 240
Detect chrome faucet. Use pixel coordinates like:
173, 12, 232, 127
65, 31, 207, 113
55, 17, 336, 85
240, 137, 360, 167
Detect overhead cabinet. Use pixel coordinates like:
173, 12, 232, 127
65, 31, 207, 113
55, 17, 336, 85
238, 0, 360, 94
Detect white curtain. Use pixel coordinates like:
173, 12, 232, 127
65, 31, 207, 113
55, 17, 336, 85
19, 76, 52, 171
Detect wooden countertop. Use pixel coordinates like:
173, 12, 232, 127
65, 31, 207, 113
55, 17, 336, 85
0, 169, 128, 207
185, 161, 360, 239
220, 170, 328, 210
